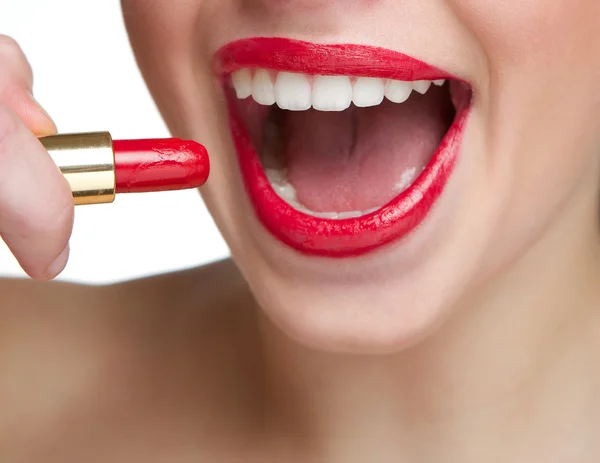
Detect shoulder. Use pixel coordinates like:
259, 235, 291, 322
0, 257, 246, 312
0, 259, 261, 458
108, 257, 252, 321
0, 258, 256, 370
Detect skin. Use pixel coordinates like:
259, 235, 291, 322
1, 0, 600, 461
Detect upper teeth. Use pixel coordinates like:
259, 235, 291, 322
231, 68, 446, 111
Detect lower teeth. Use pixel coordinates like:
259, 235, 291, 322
265, 167, 419, 220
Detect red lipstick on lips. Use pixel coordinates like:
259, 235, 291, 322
39, 133, 209, 205
215, 38, 472, 258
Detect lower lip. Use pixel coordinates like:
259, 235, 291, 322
217, 38, 472, 257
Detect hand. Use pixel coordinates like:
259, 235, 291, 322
0, 35, 73, 280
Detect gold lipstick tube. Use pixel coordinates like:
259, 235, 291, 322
39, 132, 116, 205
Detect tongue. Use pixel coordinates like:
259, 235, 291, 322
283, 90, 451, 212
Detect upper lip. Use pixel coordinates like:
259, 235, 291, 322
214, 37, 456, 81
215, 38, 473, 258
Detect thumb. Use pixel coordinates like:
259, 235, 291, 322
4, 88, 57, 137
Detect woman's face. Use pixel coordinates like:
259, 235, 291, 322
122, 0, 600, 352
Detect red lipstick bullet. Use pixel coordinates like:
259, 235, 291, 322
39, 132, 209, 205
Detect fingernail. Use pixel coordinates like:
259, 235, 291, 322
45, 243, 70, 279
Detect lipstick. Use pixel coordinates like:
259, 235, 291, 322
39, 132, 209, 205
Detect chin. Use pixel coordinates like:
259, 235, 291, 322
244, 266, 466, 354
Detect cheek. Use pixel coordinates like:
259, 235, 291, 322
451, 0, 600, 68
451, 0, 600, 169
448, 0, 600, 270
121, 0, 210, 133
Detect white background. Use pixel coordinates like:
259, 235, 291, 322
0, 0, 230, 283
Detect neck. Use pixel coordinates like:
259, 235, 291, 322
257, 179, 600, 462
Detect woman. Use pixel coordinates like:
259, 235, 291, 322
1, 0, 599, 461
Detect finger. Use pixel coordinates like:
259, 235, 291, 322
0, 104, 73, 280
0, 35, 56, 136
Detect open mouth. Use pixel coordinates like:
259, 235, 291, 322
215, 38, 473, 257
